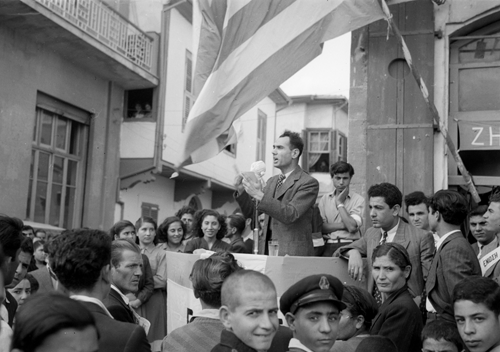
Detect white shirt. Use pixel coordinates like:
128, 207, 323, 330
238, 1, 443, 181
426, 229, 461, 312
280, 169, 294, 182
71, 294, 115, 319
111, 284, 130, 305
381, 220, 400, 243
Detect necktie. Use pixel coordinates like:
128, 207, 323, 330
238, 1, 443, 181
276, 174, 285, 189
380, 231, 388, 244
373, 231, 389, 306
478, 245, 483, 259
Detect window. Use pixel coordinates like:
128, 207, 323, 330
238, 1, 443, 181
304, 130, 335, 173
141, 202, 159, 223
182, 50, 194, 130
125, 88, 154, 119
338, 133, 347, 161
26, 95, 89, 228
256, 110, 267, 161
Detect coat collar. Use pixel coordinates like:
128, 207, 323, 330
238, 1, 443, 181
371, 286, 409, 327
275, 166, 303, 199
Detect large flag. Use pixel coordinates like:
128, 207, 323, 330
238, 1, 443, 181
177, 0, 386, 167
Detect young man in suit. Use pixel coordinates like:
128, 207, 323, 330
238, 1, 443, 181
49, 229, 151, 352
107, 239, 144, 325
234, 130, 319, 256
336, 183, 435, 306
426, 190, 481, 323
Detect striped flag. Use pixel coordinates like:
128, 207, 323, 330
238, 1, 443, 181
177, 0, 385, 167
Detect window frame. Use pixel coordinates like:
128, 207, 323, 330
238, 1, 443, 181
27, 94, 89, 228
182, 50, 194, 131
141, 202, 159, 223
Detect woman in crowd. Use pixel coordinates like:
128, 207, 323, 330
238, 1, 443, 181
369, 243, 423, 352
161, 252, 241, 352
7, 273, 39, 309
184, 209, 231, 253
109, 220, 154, 314
157, 216, 186, 252
11, 293, 98, 352
136, 216, 167, 342
332, 285, 378, 352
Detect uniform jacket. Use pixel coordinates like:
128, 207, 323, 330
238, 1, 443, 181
337, 221, 435, 297
472, 234, 500, 282
426, 231, 481, 323
236, 166, 319, 256
106, 288, 136, 324
80, 301, 151, 352
370, 286, 423, 352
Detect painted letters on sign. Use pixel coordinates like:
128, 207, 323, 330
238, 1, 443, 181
458, 120, 500, 150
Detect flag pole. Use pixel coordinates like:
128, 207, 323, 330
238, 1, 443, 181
379, 0, 480, 203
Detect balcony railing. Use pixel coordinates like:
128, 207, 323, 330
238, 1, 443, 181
34, 0, 154, 72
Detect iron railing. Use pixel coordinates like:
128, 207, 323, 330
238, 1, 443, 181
35, 0, 154, 72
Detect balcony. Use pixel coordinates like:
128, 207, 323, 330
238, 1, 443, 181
0, 0, 158, 89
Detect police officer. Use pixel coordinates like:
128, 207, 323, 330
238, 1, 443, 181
280, 274, 346, 352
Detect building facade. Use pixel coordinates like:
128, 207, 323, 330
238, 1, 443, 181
349, 0, 500, 225
0, 0, 158, 230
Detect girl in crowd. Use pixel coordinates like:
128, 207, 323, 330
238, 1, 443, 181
109, 220, 154, 314
157, 216, 186, 252
332, 285, 378, 352
8, 274, 39, 309
184, 209, 231, 253
369, 243, 423, 352
136, 217, 167, 342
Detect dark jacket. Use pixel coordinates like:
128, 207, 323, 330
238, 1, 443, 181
211, 330, 257, 352
370, 286, 423, 352
106, 288, 136, 324
80, 301, 151, 352
236, 166, 319, 256
426, 231, 481, 322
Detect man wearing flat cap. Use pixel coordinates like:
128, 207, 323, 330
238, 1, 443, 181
280, 274, 345, 352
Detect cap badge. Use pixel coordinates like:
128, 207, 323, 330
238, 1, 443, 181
319, 276, 330, 290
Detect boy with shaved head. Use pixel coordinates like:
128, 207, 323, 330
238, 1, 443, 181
214, 270, 280, 352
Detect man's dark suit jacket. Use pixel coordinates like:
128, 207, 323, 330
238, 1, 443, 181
337, 221, 435, 298
30, 266, 55, 294
105, 288, 136, 324
80, 301, 151, 352
236, 166, 319, 256
370, 286, 423, 352
426, 231, 481, 323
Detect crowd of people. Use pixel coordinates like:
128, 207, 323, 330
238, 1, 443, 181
0, 130, 500, 352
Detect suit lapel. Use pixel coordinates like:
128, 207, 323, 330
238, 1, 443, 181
393, 221, 410, 249
427, 231, 461, 290
275, 167, 301, 199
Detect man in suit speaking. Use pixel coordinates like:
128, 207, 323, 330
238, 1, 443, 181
235, 130, 319, 256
